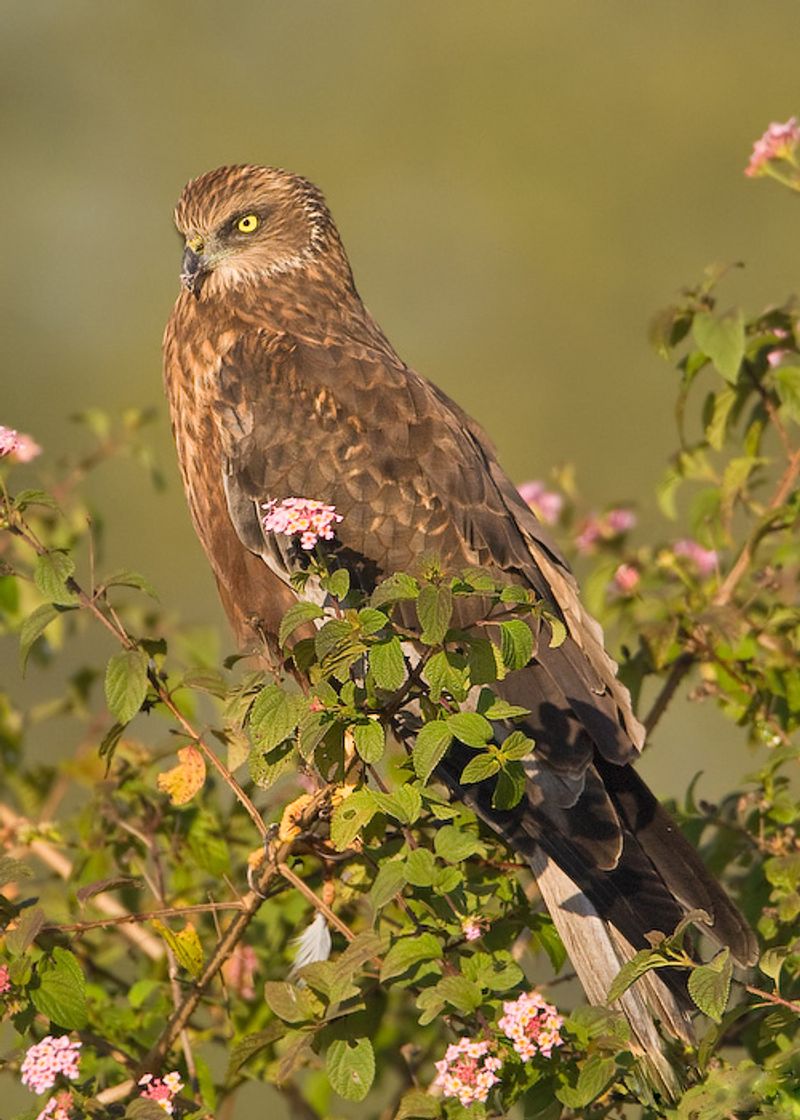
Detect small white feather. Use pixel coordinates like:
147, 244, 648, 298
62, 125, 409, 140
290, 912, 332, 976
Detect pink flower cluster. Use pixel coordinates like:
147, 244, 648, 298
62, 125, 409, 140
36, 1091, 74, 1120
518, 480, 564, 525
461, 917, 485, 942
612, 562, 640, 595
138, 1071, 184, 1115
745, 117, 800, 178
575, 507, 637, 554
222, 943, 258, 1000
0, 964, 11, 994
498, 991, 564, 1061
20, 1036, 81, 1095
673, 538, 718, 577
261, 496, 343, 550
432, 1038, 502, 1107
0, 424, 41, 463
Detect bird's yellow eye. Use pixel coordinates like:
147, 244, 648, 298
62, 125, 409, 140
237, 214, 259, 233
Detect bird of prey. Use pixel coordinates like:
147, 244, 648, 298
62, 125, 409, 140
163, 165, 756, 1090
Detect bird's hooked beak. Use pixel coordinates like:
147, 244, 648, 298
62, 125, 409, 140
180, 236, 209, 296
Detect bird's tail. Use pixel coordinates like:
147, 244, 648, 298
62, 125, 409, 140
529, 849, 689, 1101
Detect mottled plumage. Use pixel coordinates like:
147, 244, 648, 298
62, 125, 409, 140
163, 165, 756, 1090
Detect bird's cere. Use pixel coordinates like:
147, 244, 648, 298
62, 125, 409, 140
138, 1072, 184, 1115
0, 425, 41, 463
745, 117, 800, 178
498, 991, 565, 1060
432, 1038, 503, 1106
673, 538, 718, 577
20, 1036, 82, 1096
518, 480, 564, 525
262, 497, 343, 550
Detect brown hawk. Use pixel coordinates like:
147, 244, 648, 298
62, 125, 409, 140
163, 165, 756, 1087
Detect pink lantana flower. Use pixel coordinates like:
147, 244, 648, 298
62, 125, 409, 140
261, 496, 343, 550
35, 1091, 74, 1120
574, 508, 636, 554
0, 425, 41, 463
498, 991, 564, 1061
461, 916, 487, 942
432, 1038, 502, 1107
222, 943, 258, 1000
518, 480, 564, 525
745, 117, 800, 178
138, 1071, 184, 1115
673, 538, 718, 577
0, 964, 11, 995
612, 563, 640, 596
20, 1036, 81, 1096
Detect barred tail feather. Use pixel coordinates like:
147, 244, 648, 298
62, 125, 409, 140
529, 850, 689, 1101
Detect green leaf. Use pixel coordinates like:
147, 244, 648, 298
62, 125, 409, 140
379, 933, 442, 981
326, 1037, 375, 1102
33, 550, 76, 606
31, 948, 87, 1029
466, 637, 499, 685
369, 861, 407, 911
325, 568, 350, 601
330, 789, 377, 851
353, 720, 385, 764
477, 690, 530, 720
422, 650, 468, 701
705, 386, 738, 450
357, 607, 389, 635
370, 636, 406, 691
693, 309, 745, 384
19, 603, 61, 671
0, 856, 33, 888
499, 619, 534, 670
606, 948, 672, 1003
279, 601, 324, 646
460, 753, 500, 784
412, 721, 453, 782
446, 711, 492, 747
104, 648, 149, 725
248, 741, 296, 788
370, 571, 420, 608
432, 974, 483, 1014
126, 1101, 175, 1120
545, 613, 567, 649
774, 364, 800, 421
557, 1054, 616, 1108
249, 684, 302, 750
417, 584, 453, 645
103, 568, 159, 599
395, 1088, 440, 1119
433, 825, 481, 863
12, 488, 59, 512
152, 920, 204, 978
371, 784, 422, 824
405, 848, 438, 887
687, 949, 732, 1022
492, 762, 526, 809
499, 730, 534, 760
264, 980, 321, 1023
5, 906, 44, 956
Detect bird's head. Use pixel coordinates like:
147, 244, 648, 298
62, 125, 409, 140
173, 164, 341, 297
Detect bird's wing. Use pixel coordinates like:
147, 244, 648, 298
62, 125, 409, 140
213, 329, 756, 970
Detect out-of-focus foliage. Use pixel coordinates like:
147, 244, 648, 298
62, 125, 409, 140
1, 132, 800, 1120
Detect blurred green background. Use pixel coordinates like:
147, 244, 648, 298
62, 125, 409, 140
2, 2, 799, 1114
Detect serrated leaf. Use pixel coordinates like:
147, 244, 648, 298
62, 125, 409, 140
357, 607, 389, 635
370, 571, 420, 608
325, 568, 350, 601
466, 637, 498, 685
249, 684, 302, 750
126, 1101, 174, 1120
102, 567, 159, 599
104, 648, 148, 724
33, 550, 76, 606
156, 745, 206, 805
774, 365, 800, 421
353, 720, 385, 763
433, 825, 481, 863
705, 386, 738, 450
19, 603, 60, 671
460, 753, 500, 784
371, 784, 422, 824
279, 601, 324, 646
433, 974, 483, 1013
492, 762, 526, 809
422, 649, 468, 702
326, 1037, 375, 1102
369, 861, 407, 911
395, 1087, 440, 1119
330, 789, 377, 851
417, 584, 453, 645
557, 1054, 616, 1108
412, 721, 453, 781
606, 948, 671, 1003
499, 730, 534, 760
380, 933, 442, 981
693, 309, 745, 384
226, 1024, 286, 1080
446, 711, 492, 747
477, 690, 530, 720
152, 920, 204, 978
248, 741, 296, 789
31, 947, 87, 1029
12, 488, 59, 512
370, 636, 406, 691
405, 847, 437, 887
499, 619, 534, 670
5, 905, 44, 955
687, 949, 732, 1022
0, 856, 33, 888
264, 979, 321, 1023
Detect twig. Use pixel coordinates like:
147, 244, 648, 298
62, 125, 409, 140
745, 983, 800, 1015
277, 861, 357, 944
643, 652, 695, 736
46, 901, 246, 934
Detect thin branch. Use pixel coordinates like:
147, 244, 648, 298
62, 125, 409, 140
46, 902, 246, 935
643, 652, 695, 737
277, 861, 357, 944
745, 983, 800, 1015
